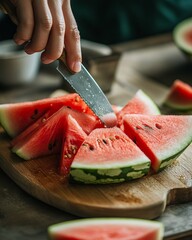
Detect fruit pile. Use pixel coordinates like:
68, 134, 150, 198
0, 81, 191, 184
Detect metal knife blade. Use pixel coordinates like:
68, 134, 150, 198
57, 60, 117, 127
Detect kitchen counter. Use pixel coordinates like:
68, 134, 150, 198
0, 33, 192, 240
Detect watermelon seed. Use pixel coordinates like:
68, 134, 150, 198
48, 140, 57, 151
42, 117, 46, 123
82, 143, 89, 147
31, 109, 39, 120
115, 135, 120, 140
71, 145, 77, 154
89, 145, 94, 151
136, 125, 143, 130
48, 143, 53, 150
75, 96, 80, 102
143, 124, 153, 130
155, 123, 162, 129
109, 136, 115, 141
67, 153, 72, 158
102, 139, 108, 144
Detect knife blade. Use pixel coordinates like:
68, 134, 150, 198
57, 57, 117, 128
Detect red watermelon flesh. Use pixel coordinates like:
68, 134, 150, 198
10, 107, 57, 147
184, 28, 192, 44
12, 107, 102, 160
11, 106, 102, 148
122, 114, 192, 172
164, 80, 192, 110
12, 108, 67, 160
117, 90, 160, 126
0, 93, 93, 137
48, 218, 163, 240
59, 115, 87, 176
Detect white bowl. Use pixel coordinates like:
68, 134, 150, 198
0, 40, 41, 86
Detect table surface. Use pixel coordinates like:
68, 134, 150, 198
0, 34, 192, 240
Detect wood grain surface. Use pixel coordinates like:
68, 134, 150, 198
0, 127, 192, 220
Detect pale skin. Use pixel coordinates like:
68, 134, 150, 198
6, 0, 82, 72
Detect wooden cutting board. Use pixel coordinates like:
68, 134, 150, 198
0, 127, 192, 220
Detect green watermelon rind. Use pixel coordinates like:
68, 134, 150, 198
156, 129, 192, 172
173, 17, 192, 55
0, 106, 16, 137
158, 143, 191, 172
163, 100, 192, 111
48, 218, 164, 240
70, 157, 151, 184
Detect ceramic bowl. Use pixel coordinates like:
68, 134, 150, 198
0, 40, 41, 86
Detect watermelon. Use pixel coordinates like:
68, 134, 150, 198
48, 218, 164, 240
59, 115, 87, 176
0, 93, 93, 137
117, 90, 160, 126
122, 114, 192, 172
1, 90, 192, 184
173, 17, 192, 57
70, 127, 151, 184
163, 80, 192, 111
12, 107, 102, 160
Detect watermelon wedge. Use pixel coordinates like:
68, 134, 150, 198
59, 115, 87, 176
164, 80, 192, 111
12, 107, 101, 160
122, 114, 192, 172
70, 127, 151, 184
0, 93, 93, 137
48, 218, 164, 240
173, 17, 192, 56
117, 90, 160, 126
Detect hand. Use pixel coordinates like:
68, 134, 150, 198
8, 0, 82, 72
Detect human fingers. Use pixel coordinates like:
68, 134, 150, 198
12, 0, 34, 45
41, 0, 65, 64
24, 0, 52, 56
63, 0, 82, 72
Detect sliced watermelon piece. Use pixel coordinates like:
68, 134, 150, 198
70, 127, 151, 184
173, 17, 192, 56
12, 108, 67, 160
48, 218, 164, 240
164, 80, 192, 110
12, 107, 102, 160
123, 114, 192, 172
117, 90, 160, 126
11, 106, 102, 147
0, 93, 93, 137
59, 115, 87, 176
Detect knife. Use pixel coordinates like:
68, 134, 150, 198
0, 1, 117, 127
58, 53, 117, 128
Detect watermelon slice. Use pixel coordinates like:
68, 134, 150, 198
11, 106, 102, 148
122, 114, 192, 172
12, 107, 101, 160
59, 115, 87, 176
0, 93, 93, 137
173, 17, 192, 56
164, 80, 192, 111
117, 90, 160, 126
70, 127, 151, 184
48, 218, 164, 240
